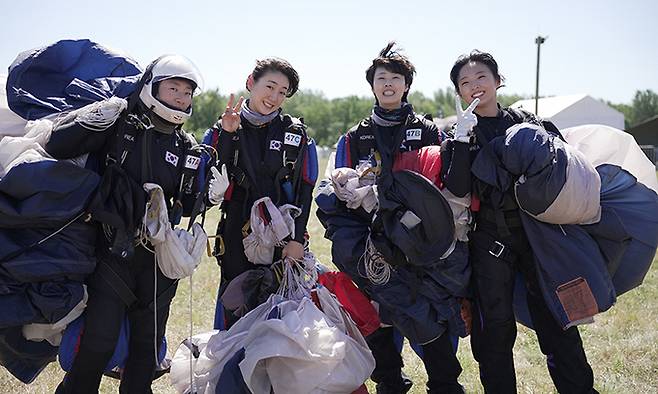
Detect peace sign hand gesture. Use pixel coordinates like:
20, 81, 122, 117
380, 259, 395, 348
453, 95, 480, 143
219, 93, 244, 133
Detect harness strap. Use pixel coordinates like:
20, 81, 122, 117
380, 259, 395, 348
97, 260, 138, 307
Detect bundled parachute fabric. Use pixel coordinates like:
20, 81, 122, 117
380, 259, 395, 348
6, 39, 141, 120
0, 160, 99, 283
331, 162, 378, 213
220, 266, 280, 319
562, 124, 658, 193
239, 287, 374, 394
0, 159, 98, 381
469, 124, 658, 328
587, 165, 658, 295
316, 166, 470, 343
557, 124, 658, 296
0, 326, 58, 384
373, 169, 455, 267
472, 122, 601, 224
317, 271, 381, 336
171, 264, 373, 393
142, 183, 207, 279
0, 116, 54, 177
519, 213, 617, 328
242, 196, 301, 266
392, 145, 471, 242
23, 289, 87, 346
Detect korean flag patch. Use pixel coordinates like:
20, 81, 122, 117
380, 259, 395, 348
406, 128, 422, 141
284, 132, 302, 147
165, 151, 179, 167
270, 140, 282, 151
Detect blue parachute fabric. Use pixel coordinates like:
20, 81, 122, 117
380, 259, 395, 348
0, 326, 58, 384
315, 181, 469, 344
519, 213, 616, 329
0, 160, 100, 226
215, 347, 251, 394
6, 39, 142, 120
0, 161, 99, 282
0, 281, 85, 328
512, 166, 657, 330
595, 164, 658, 295
471, 125, 567, 215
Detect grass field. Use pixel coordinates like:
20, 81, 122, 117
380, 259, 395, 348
1, 162, 657, 393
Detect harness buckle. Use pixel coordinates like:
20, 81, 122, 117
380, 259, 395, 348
489, 241, 506, 258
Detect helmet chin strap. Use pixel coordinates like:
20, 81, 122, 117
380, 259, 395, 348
137, 101, 180, 134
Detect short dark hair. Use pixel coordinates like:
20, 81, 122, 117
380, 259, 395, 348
365, 42, 416, 102
449, 50, 505, 91
247, 57, 300, 97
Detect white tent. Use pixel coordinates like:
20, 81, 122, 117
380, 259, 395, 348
511, 94, 624, 130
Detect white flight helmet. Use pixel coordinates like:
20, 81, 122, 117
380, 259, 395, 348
138, 55, 204, 125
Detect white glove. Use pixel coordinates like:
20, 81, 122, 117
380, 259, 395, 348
453, 95, 480, 143
208, 164, 230, 205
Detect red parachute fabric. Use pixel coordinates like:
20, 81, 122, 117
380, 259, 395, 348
392, 145, 443, 189
318, 271, 381, 337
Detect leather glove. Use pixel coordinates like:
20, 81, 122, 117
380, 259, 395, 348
208, 164, 230, 205
453, 95, 480, 143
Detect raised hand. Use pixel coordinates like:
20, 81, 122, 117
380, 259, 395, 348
219, 93, 244, 132
453, 95, 480, 143
208, 164, 230, 205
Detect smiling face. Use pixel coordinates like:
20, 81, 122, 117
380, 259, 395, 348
372, 66, 408, 110
457, 61, 500, 116
156, 78, 194, 111
246, 71, 290, 115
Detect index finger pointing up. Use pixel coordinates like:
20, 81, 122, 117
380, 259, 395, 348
233, 96, 244, 112
465, 97, 481, 114
225, 93, 235, 112
455, 94, 464, 115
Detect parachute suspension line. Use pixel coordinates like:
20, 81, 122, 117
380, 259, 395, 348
153, 254, 159, 369
188, 273, 195, 394
359, 235, 391, 285
0, 210, 88, 263
137, 207, 155, 253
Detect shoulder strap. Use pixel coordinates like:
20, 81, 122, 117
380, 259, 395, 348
350, 118, 377, 165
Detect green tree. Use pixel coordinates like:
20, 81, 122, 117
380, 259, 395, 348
607, 101, 634, 129
184, 89, 227, 139
498, 93, 527, 108
630, 89, 658, 126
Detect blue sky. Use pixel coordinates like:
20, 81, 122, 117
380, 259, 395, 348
1, 0, 655, 104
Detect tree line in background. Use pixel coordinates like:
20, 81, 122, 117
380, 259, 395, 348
185, 88, 658, 146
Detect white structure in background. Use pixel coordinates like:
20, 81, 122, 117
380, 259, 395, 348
511, 94, 625, 130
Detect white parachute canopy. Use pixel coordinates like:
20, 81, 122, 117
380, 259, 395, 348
562, 124, 658, 194
142, 183, 207, 279
0, 74, 28, 142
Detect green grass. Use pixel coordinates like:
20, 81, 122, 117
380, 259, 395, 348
2, 160, 658, 393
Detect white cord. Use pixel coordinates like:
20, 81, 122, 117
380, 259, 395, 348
188, 273, 195, 394
153, 253, 159, 370
358, 235, 392, 285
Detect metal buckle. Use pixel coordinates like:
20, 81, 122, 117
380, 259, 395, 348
489, 241, 505, 258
